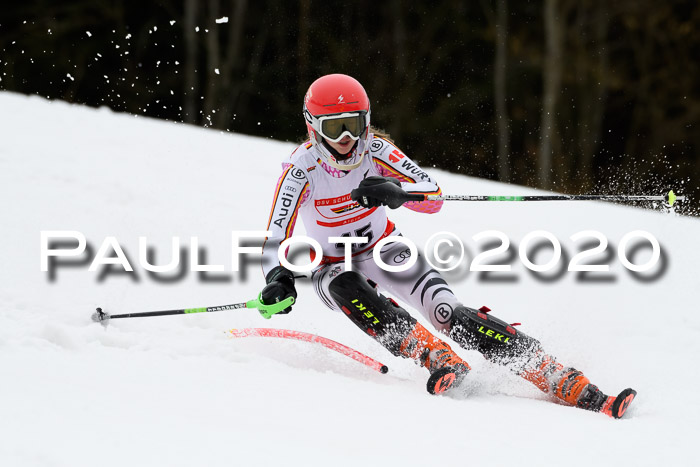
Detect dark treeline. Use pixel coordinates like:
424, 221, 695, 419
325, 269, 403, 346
2, 1, 698, 213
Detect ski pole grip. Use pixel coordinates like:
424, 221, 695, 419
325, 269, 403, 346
247, 294, 296, 319
403, 193, 427, 202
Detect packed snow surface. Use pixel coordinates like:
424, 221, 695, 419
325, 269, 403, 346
1, 93, 699, 466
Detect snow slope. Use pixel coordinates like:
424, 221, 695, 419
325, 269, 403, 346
1, 92, 699, 467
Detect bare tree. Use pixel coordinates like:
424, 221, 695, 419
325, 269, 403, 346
574, 0, 609, 189
539, 0, 564, 189
183, 0, 199, 124
217, 0, 248, 127
200, 0, 248, 128
494, 0, 510, 182
203, 0, 222, 125
297, 0, 310, 98
480, 0, 511, 183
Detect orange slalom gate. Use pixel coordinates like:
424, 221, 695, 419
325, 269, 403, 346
228, 327, 389, 374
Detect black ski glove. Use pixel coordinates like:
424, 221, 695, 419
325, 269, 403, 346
260, 266, 297, 314
351, 176, 412, 209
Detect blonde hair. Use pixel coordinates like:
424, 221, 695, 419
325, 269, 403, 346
369, 126, 394, 143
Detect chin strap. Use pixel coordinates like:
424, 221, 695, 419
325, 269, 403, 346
328, 151, 364, 171
315, 134, 367, 171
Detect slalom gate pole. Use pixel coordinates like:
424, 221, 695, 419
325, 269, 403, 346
91, 295, 294, 325
409, 190, 686, 206
229, 328, 389, 374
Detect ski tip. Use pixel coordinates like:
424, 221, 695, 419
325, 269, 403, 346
427, 368, 457, 395
610, 388, 637, 419
426, 365, 469, 395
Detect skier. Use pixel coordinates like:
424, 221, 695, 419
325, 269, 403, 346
260, 73, 636, 418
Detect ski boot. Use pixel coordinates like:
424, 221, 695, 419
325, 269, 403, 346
553, 368, 637, 419
521, 354, 637, 418
447, 306, 636, 416
328, 270, 469, 395
398, 321, 471, 395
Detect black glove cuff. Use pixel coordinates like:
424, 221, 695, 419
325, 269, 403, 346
265, 265, 295, 286
358, 176, 400, 188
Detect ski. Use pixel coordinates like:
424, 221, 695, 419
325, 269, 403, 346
427, 365, 469, 395
599, 388, 637, 419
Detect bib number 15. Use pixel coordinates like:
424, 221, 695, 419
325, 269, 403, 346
335, 223, 373, 249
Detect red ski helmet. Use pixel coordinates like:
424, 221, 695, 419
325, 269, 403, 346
303, 74, 371, 170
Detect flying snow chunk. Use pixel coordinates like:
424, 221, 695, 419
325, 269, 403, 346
215, 68, 220, 75
86, 31, 92, 37
216, 17, 229, 24
170, 20, 176, 25
67, 73, 74, 81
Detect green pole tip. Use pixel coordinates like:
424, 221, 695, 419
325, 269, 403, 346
667, 190, 677, 207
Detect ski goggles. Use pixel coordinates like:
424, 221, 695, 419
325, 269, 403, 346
306, 111, 369, 143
